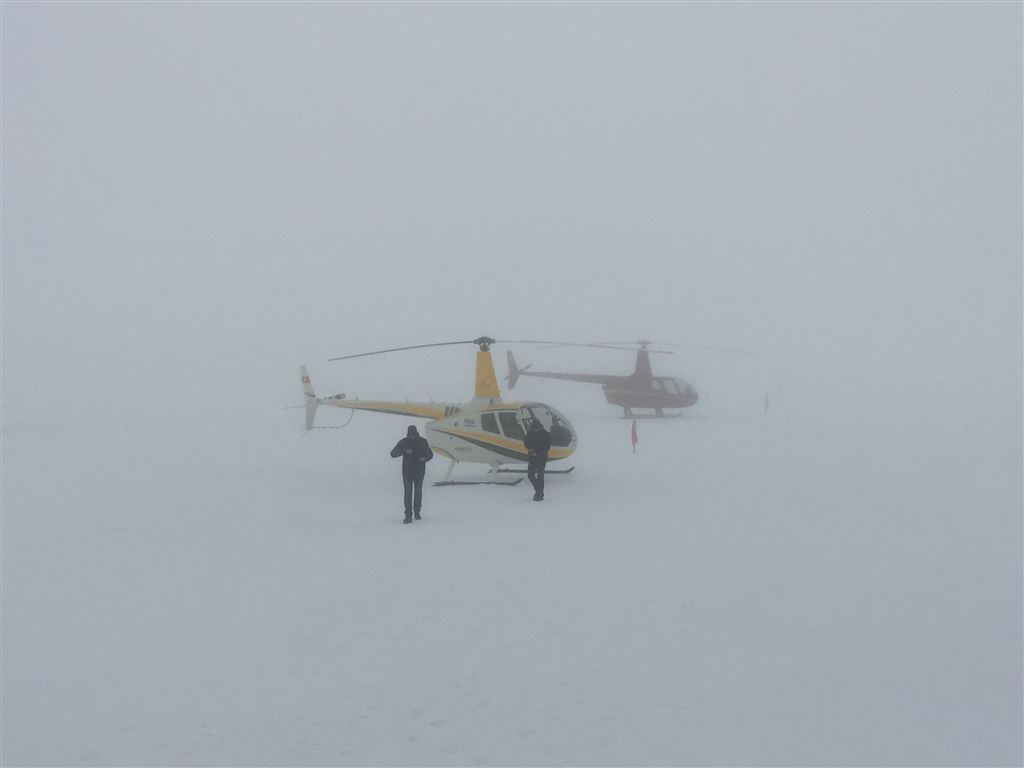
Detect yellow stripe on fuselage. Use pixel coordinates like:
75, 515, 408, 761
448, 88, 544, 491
433, 427, 574, 461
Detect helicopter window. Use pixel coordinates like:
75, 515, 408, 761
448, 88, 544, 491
498, 411, 525, 440
519, 406, 544, 430
481, 412, 500, 434
652, 379, 664, 392
518, 404, 574, 447
549, 417, 573, 447
663, 379, 680, 395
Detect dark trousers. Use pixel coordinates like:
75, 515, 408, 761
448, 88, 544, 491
527, 456, 547, 495
403, 474, 424, 516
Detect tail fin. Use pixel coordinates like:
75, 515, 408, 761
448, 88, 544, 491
505, 350, 533, 389
300, 365, 318, 430
633, 348, 653, 378
506, 351, 520, 389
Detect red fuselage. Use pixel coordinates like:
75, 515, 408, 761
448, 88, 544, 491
601, 376, 699, 410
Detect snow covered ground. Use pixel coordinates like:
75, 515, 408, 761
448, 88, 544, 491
3, 357, 1020, 766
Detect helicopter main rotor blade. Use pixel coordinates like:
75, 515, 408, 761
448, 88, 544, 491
329, 337, 665, 363
528, 341, 673, 354
494, 339, 585, 346
599, 339, 750, 355
328, 339, 479, 362
659, 342, 752, 354
585, 342, 673, 354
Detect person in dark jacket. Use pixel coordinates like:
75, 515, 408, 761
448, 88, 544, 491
390, 425, 434, 523
523, 419, 551, 501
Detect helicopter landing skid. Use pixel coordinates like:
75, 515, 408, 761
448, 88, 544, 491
624, 413, 684, 419
433, 478, 523, 487
496, 466, 575, 475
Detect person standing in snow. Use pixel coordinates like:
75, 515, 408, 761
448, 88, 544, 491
523, 419, 551, 501
390, 425, 433, 523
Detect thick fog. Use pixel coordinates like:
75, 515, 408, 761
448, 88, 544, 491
3, 3, 1021, 767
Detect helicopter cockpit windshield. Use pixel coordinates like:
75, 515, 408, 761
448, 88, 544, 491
518, 403, 576, 448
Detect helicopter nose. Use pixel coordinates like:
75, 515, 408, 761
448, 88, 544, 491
685, 386, 699, 405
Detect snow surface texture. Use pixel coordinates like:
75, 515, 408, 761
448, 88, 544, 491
3, 364, 1021, 766
3, 3, 1022, 765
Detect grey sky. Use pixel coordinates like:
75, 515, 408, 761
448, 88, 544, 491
4, 3, 1020, 412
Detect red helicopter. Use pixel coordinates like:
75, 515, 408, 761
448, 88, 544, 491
506, 341, 699, 418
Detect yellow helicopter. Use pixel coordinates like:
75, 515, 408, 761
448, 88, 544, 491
300, 337, 577, 485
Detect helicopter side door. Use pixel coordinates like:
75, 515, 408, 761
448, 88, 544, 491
518, 403, 576, 448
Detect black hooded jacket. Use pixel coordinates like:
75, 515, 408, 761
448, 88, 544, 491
390, 427, 434, 478
523, 424, 551, 459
